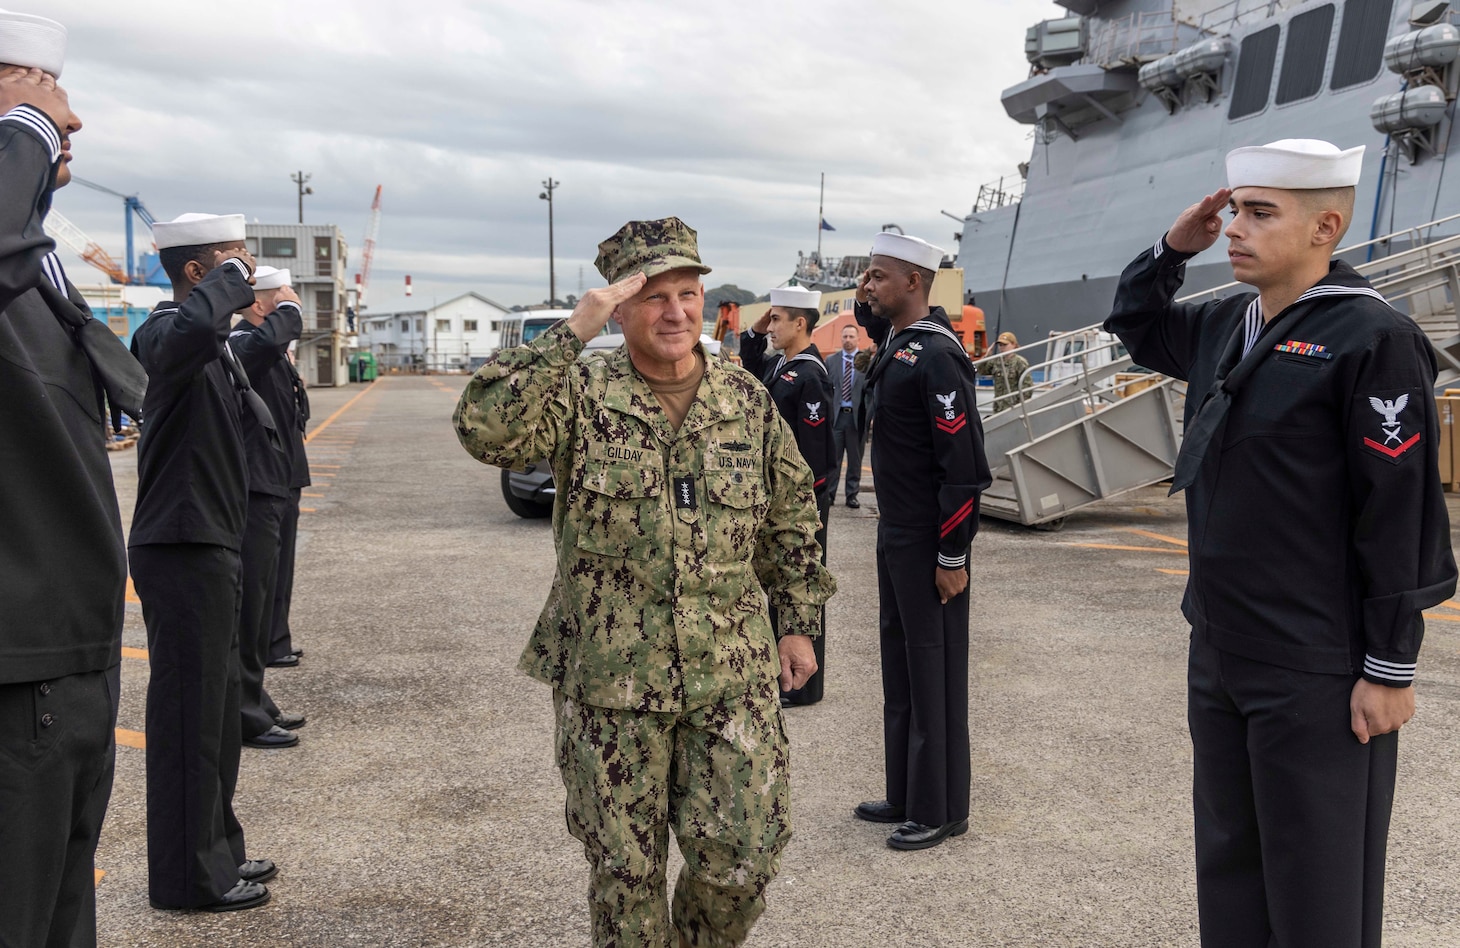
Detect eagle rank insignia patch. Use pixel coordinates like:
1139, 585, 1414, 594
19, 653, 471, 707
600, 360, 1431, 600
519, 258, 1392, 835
1363, 393, 1421, 461
935, 391, 967, 435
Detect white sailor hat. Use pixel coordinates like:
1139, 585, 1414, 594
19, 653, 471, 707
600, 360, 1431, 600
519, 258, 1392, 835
252, 266, 291, 290
870, 232, 946, 272
1226, 139, 1365, 191
0, 9, 65, 78
769, 285, 822, 310
152, 213, 247, 250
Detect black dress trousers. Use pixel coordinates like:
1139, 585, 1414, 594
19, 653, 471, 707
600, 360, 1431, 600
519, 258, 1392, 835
267, 488, 301, 663
0, 666, 117, 948
771, 495, 830, 706
239, 492, 286, 739
877, 524, 971, 828
130, 543, 248, 908
1188, 637, 1398, 948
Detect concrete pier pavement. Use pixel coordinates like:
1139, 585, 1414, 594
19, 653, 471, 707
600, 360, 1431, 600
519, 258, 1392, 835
94, 375, 1460, 946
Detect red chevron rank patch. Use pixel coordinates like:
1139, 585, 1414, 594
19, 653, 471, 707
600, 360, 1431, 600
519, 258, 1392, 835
1363, 432, 1420, 459
936, 413, 967, 435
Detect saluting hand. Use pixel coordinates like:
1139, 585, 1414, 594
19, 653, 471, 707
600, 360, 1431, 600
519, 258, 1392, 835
214, 247, 257, 282
778, 634, 818, 692
855, 268, 871, 304
274, 285, 302, 308
1164, 189, 1233, 255
567, 271, 648, 343
0, 67, 71, 132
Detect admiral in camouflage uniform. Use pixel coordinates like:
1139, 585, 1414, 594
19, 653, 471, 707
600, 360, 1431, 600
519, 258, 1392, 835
454, 217, 834, 947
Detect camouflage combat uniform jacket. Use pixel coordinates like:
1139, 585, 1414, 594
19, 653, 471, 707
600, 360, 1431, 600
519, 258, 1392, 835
987, 353, 1031, 412
455, 322, 836, 713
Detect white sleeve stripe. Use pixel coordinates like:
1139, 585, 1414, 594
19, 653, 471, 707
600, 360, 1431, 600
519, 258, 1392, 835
937, 553, 967, 568
1365, 656, 1417, 681
41, 251, 66, 292
3, 105, 61, 160
1153, 235, 1165, 259
221, 257, 251, 279
1365, 655, 1417, 671
276, 301, 301, 313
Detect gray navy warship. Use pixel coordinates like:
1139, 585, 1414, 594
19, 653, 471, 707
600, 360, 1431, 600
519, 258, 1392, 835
957, 0, 1460, 344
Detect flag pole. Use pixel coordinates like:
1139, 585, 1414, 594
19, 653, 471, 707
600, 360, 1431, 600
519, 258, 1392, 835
817, 172, 825, 262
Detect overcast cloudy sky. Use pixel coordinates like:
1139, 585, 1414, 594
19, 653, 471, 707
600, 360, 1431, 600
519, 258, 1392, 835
45, 0, 1055, 313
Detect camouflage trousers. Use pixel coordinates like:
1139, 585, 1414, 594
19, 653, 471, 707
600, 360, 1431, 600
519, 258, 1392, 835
553, 683, 792, 948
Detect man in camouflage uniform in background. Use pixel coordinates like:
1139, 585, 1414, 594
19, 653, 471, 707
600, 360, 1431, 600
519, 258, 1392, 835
986, 331, 1031, 412
454, 217, 835, 948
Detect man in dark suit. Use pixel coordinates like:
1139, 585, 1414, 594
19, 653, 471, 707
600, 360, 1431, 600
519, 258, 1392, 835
825, 323, 867, 507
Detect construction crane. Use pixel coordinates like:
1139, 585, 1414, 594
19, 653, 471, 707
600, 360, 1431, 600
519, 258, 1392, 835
43, 209, 128, 283
354, 185, 383, 316
69, 176, 166, 285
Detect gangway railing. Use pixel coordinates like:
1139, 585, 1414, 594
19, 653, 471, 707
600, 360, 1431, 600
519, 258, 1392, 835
973, 211, 1460, 526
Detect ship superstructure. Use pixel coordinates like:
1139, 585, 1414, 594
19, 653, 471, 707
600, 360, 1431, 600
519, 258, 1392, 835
958, 0, 1460, 343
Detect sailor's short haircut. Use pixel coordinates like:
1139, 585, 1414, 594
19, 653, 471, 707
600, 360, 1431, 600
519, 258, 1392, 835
1296, 186, 1356, 243
159, 242, 238, 286
787, 306, 820, 331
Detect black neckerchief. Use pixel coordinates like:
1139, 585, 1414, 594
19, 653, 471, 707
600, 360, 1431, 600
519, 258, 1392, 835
1170, 261, 1388, 493
36, 280, 149, 426
148, 302, 281, 446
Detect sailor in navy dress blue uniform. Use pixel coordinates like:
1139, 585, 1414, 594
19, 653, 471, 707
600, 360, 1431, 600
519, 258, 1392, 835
740, 285, 836, 705
1105, 139, 1456, 947
849, 233, 991, 851
129, 213, 281, 913
229, 266, 305, 748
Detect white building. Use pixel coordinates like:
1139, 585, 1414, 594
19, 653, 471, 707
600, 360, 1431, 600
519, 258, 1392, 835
360, 292, 512, 371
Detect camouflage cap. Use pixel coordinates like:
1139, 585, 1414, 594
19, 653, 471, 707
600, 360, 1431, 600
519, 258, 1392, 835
594, 217, 713, 284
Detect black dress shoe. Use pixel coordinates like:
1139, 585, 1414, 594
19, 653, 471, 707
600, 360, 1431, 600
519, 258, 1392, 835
274, 711, 306, 730
243, 725, 299, 749
267, 653, 300, 668
239, 859, 278, 884
886, 818, 970, 851
853, 800, 906, 824
846, 497, 860, 508
291, 647, 304, 658
150, 879, 270, 913
204, 879, 270, 912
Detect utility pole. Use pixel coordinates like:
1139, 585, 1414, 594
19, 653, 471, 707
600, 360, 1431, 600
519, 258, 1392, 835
539, 178, 559, 306
291, 171, 313, 223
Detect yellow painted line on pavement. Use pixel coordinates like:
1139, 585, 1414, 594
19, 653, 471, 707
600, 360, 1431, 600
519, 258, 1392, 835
125, 577, 140, 604
1121, 528, 1187, 547
313, 464, 341, 468
122, 646, 148, 661
300, 507, 317, 513
1062, 542, 1187, 555
304, 379, 378, 445
1439, 600, 1460, 612
1424, 611, 1460, 623
302, 492, 325, 498
95, 869, 104, 886
115, 728, 145, 749
1156, 568, 1190, 576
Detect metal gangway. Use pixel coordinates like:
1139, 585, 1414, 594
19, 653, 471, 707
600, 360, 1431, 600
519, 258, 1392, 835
975, 212, 1460, 527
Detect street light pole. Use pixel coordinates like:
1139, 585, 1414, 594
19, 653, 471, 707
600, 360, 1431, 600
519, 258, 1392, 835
539, 178, 559, 306
291, 171, 313, 223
